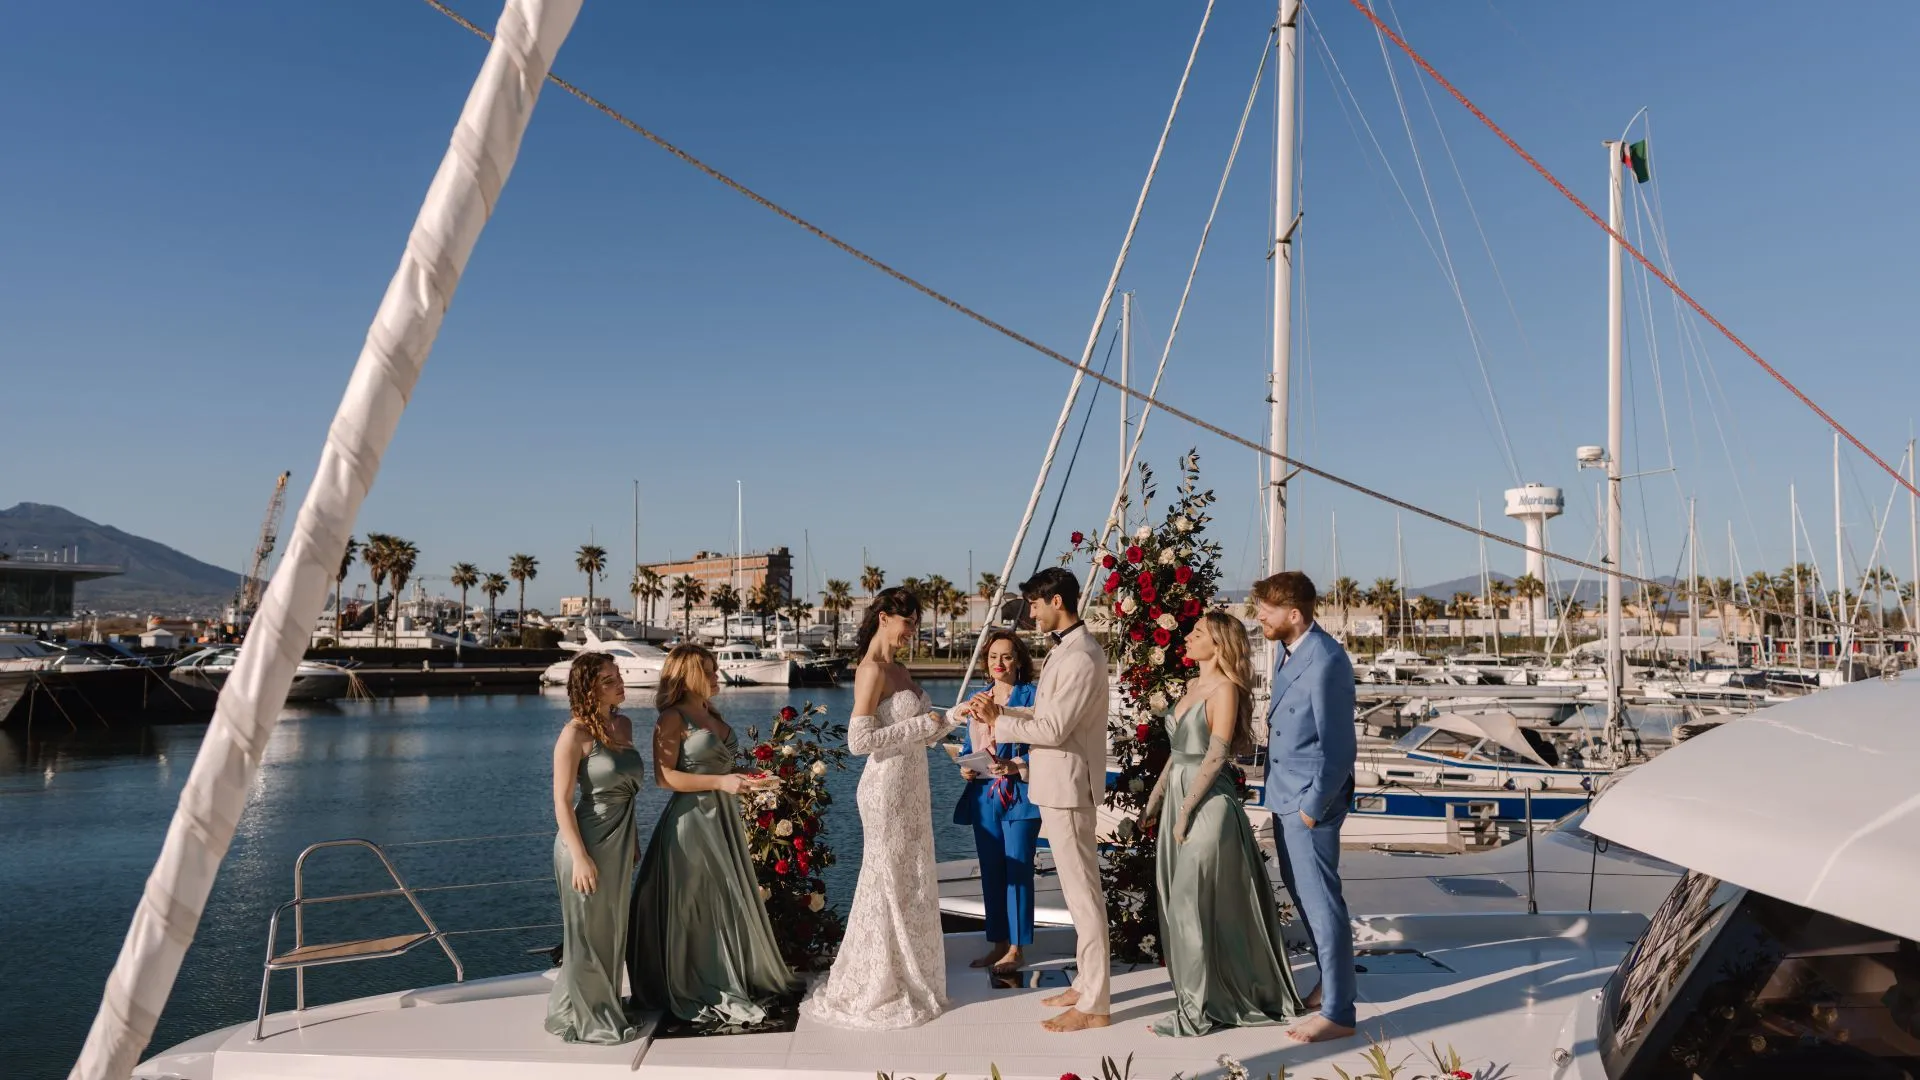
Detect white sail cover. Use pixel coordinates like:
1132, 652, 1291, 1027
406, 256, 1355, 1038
69, 3, 582, 1075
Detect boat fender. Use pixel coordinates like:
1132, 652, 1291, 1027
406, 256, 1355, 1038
1353, 768, 1384, 788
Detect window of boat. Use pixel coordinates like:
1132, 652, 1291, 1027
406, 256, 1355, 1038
1602, 873, 1920, 1078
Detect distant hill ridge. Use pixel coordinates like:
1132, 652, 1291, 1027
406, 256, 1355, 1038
0, 503, 240, 613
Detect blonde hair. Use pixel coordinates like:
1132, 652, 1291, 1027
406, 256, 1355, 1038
566, 652, 630, 748
1197, 610, 1255, 756
655, 643, 721, 718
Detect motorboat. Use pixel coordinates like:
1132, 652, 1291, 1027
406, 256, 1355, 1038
539, 636, 668, 688
1358, 646, 1446, 684
169, 647, 353, 703
0, 631, 62, 673
711, 641, 794, 686
1441, 651, 1538, 686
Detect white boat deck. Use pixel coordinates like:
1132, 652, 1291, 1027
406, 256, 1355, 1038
143, 915, 1643, 1080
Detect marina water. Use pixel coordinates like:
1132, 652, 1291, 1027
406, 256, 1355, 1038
0, 682, 975, 1078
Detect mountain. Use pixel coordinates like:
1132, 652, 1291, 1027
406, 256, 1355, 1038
0, 503, 241, 613
1407, 572, 1676, 606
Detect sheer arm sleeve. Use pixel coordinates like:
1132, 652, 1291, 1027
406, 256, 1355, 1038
847, 710, 948, 757
1174, 734, 1232, 842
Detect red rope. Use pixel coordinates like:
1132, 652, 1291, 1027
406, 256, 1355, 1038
1345, 0, 1917, 500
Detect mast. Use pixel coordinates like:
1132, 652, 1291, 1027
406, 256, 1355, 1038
1909, 439, 1917, 646
1792, 484, 1802, 670
1604, 139, 1626, 747
632, 479, 641, 622
1263, 0, 1300, 678
1394, 514, 1407, 649
1331, 511, 1341, 635
1477, 501, 1496, 656
1120, 291, 1133, 528
734, 479, 743, 603
1835, 433, 1847, 679
1688, 497, 1698, 669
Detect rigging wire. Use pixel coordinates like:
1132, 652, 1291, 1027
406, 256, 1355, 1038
1033, 326, 1122, 577
417, 0, 1872, 632
1341, 0, 1918, 501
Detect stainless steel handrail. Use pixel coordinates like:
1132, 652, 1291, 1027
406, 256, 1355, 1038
253, 838, 463, 1041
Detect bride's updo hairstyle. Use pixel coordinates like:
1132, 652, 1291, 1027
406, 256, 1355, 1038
854, 586, 922, 658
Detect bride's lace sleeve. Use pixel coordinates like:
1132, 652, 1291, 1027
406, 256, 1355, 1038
847, 711, 947, 756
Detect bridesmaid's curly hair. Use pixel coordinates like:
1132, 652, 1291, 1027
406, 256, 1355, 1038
565, 652, 629, 748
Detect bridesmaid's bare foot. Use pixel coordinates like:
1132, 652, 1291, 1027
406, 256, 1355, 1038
1041, 988, 1080, 1008
970, 943, 1010, 969
1043, 1008, 1109, 1032
991, 947, 1025, 973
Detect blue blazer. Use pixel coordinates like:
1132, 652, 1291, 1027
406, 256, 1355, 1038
953, 682, 1041, 824
1261, 624, 1357, 822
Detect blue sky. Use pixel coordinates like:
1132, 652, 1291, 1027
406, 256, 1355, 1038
5, 1, 1917, 609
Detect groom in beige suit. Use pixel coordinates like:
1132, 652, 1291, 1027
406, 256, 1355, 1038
967, 566, 1111, 1032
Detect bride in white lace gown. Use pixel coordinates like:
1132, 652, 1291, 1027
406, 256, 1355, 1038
800, 588, 956, 1029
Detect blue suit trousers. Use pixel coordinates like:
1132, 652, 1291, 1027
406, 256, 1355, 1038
973, 815, 1039, 946
1276, 805, 1356, 1027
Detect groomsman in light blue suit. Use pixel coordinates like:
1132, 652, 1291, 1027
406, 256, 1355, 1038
1252, 570, 1359, 1043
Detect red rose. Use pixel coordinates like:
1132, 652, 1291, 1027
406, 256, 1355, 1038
1104, 571, 1121, 593
1137, 570, 1154, 587
1113, 602, 1125, 617
1450, 1072, 1472, 1080
1063, 1073, 1084, 1080
1101, 553, 1117, 569
1181, 598, 1202, 619
796, 850, 811, 872
779, 763, 794, 778
775, 858, 791, 875
779, 706, 798, 721
1147, 605, 1163, 620
1153, 627, 1172, 646
1183, 655, 1198, 667
1128, 626, 1145, 642
757, 811, 775, 829
1070, 530, 1085, 545
752, 745, 774, 762
1140, 586, 1158, 605
1174, 565, 1193, 584
1125, 545, 1144, 564
1135, 724, 1149, 742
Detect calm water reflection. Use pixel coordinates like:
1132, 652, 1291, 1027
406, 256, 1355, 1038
0, 682, 974, 1078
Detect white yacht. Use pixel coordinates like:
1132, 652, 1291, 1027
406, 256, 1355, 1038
1441, 651, 1539, 685
169, 647, 353, 703
711, 641, 793, 686
0, 631, 62, 673
539, 636, 668, 688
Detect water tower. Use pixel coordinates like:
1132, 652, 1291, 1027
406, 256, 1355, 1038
1504, 483, 1565, 626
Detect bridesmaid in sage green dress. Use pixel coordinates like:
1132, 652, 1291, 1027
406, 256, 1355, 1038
1140, 610, 1304, 1037
629, 644, 797, 1025
545, 652, 645, 1044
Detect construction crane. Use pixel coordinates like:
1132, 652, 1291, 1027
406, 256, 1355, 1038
225, 471, 291, 639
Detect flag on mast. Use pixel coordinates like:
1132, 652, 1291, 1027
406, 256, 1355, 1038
1625, 139, 1651, 184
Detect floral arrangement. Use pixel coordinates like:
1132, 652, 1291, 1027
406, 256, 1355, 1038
1064, 451, 1226, 964
737, 701, 850, 972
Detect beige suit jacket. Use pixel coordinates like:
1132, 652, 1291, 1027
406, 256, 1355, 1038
991, 624, 1108, 809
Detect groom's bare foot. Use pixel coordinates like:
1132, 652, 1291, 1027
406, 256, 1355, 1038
1043, 1008, 1109, 1033
1302, 986, 1323, 1010
1285, 1014, 1357, 1044
970, 943, 1009, 969
1041, 989, 1080, 1008
991, 947, 1025, 973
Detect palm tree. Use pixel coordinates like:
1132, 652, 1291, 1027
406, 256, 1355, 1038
1861, 566, 1899, 629
861, 565, 886, 596
508, 553, 538, 644
1447, 591, 1477, 640
1410, 594, 1441, 650
334, 536, 359, 637
449, 562, 479, 656
1328, 576, 1361, 635
899, 577, 925, 657
977, 571, 1001, 600
782, 597, 812, 639
1561, 597, 1587, 633
939, 585, 969, 658
575, 544, 608, 615
481, 573, 507, 645
386, 538, 419, 648
633, 567, 665, 630
362, 533, 395, 644
710, 584, 741, 641
1366, 578, 1400, 644
923, 575, 951, 653
671, 574, 706, 639
1513, 573, 1545, 642
820, 579, 853, 655
1486, 578, 1514, 640
747, 581, 777, 643
1643, 583, 1671, 640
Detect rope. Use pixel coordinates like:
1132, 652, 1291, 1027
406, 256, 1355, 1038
444, 921, 562, 936
1033, 327, 1123, 578
411, 876, 550, 894
417, 0, 1879, 634
384, 830, 550, 848
1341, 0, 1918, 502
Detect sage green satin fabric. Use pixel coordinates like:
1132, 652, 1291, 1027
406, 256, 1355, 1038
545, 738, 646, 1044
629, 726, 798, 1024
1152, 701, 1304, 1037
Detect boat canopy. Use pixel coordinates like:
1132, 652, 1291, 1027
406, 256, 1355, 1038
1586, 669, 1920, 942
1398, 711, 1556, 767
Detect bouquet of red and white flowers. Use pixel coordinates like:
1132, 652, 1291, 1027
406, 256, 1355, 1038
737, 702, 849, 971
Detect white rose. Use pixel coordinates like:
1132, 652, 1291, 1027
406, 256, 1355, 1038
1140, 933, 1158, 955
1121, 596, 1139, 615
1156, 613, 1178, 631
780, 744, 797, 758
1150, 646, 1166, 666
775, 820, 794, 837
1149, 690, 1169, 710
1157, 548, 1177, 566
758, 886, 771, 902
1174, 516, 1194, 533
809, 760, 827, 777
1178, 546, 1193, 559
808, 892, 826, 912
1134, 525, 1152, 542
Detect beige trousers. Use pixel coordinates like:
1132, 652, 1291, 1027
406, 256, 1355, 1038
1039, 804, 1110, 1015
